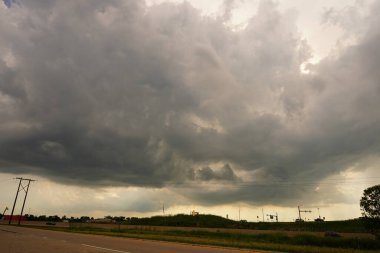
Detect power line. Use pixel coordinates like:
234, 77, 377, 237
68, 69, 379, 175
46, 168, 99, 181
297, 205, 311, 222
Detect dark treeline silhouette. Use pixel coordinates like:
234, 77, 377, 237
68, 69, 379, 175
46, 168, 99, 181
25, 214, 92, 222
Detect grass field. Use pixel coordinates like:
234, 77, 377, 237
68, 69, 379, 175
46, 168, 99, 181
5, 215, 378, 252
26, 224, 380, 253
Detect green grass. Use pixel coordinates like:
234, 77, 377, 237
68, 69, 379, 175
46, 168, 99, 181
26, 225, 380, 253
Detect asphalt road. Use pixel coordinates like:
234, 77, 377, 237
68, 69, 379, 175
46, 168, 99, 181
0, 225, 266, 253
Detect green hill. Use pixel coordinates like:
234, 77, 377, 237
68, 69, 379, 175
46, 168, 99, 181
124, 214, 368, 233
127, 214, 238, 228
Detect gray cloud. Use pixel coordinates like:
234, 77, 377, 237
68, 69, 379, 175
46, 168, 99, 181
0, 0, 379, 208
193, 164, 238, 182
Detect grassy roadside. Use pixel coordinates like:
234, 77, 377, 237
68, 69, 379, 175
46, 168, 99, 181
24, 225, 380, 253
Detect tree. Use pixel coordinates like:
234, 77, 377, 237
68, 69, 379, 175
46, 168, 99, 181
360, 184, 380, 239
360, 184, 380, 218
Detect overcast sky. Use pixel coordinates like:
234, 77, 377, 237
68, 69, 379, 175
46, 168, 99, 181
0, 0, 379, 221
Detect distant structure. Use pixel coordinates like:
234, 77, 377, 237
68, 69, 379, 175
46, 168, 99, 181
3, 215, 27, 222
266, 213, 279, 222
296, 206, 311, 222
191, 210, 199, 216
314, 207, 325, 222
90, 218, 115, 223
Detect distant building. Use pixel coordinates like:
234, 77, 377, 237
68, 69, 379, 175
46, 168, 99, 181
90, 218, 115, 223
2, 215, 27, 221
191, 210, 199, 216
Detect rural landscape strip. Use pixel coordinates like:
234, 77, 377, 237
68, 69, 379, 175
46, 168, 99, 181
24, 225, 380, 253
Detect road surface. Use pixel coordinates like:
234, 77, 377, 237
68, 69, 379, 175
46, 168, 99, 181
0, 225, 267, 253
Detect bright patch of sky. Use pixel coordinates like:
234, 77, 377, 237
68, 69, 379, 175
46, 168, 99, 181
147, 0, 363, 63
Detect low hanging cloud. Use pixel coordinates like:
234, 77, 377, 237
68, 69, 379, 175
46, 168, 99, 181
0, 0, 379, 207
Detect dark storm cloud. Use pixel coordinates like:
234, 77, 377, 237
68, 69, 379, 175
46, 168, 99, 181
0, 0, 379, 206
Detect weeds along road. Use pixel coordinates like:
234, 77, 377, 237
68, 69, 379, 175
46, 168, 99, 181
0, 225, 269, 253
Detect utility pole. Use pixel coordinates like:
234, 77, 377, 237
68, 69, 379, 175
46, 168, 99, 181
297, 206, 311, 222
18, 178, 33, 225
2, 206, 8, 217
9, 177, 35, 225
9, 178, 22, 225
